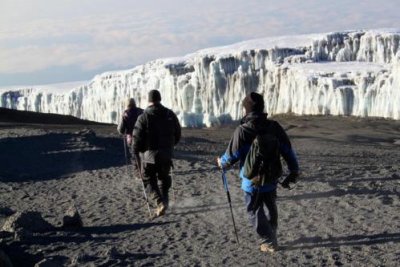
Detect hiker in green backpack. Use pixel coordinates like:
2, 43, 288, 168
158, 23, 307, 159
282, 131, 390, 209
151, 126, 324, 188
217, 92, 299, 253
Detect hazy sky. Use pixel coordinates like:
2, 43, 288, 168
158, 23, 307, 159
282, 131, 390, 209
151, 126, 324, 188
1, 0, 399, 86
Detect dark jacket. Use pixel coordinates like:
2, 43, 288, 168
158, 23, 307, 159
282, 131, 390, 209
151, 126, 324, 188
133, 103, 181, 164
117, 107, 144, 135
220, 112, 299, 193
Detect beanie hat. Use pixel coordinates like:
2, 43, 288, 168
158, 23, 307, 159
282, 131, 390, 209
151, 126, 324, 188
242, 92, 264, 114
148, 89, 161, 103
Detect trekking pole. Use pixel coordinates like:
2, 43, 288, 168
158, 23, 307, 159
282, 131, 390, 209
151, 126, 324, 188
134, 156, 152, 218
221, 169, 240, 244
122, 135, 130, 178
170, 162, 176, 202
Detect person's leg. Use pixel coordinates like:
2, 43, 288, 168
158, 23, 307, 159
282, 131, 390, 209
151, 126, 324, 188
264, 190, 278, 230
244, 191, 270, 242
142, 163, 163, 207
126, 138, 132, 161
131, 151, 141, 180
263, 190, 278, 248
157, 161, 172, 208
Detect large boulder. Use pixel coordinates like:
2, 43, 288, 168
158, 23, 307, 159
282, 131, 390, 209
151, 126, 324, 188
62, 206, 83, 228
0, 207, 15, 230
2, 211, 54, 233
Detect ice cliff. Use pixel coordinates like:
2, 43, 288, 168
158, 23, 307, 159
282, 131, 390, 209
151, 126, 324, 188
1, 29, 400, 127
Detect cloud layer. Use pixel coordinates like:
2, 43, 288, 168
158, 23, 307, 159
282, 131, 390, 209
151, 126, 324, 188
0, 0, 399, 85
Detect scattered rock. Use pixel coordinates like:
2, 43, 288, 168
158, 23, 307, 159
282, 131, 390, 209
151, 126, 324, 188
62, 206, 83, 228
75, 129, 96, 138
0, 185, 13, 191
102, 246, 120, 259
391, 173, 399, 179
34, 256, 70, 267
71, 252, 96, 265
0, 207, 15, 229
2, 211, 54, 233
14, 228, 33, 241
0, 249, 12, 267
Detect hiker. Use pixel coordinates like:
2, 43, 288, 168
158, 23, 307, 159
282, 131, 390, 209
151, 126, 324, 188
217, 92, 299, 253
117, 98, 144, 176
133, 89, 181, 217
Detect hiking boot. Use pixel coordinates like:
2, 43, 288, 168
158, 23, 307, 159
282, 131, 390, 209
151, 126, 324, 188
163, 200, 169, 210
260, 242, 277, 253
155, 203, 167, 217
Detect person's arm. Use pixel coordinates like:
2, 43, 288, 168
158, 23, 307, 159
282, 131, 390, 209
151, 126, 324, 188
117, 112, 127, 134
273, 121, 299, 173
219, 126, 250, 168
173, 113, 181, 145
132, 114, 147, 153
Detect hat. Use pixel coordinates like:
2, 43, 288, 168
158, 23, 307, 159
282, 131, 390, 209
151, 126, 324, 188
242, 92, 264, 114
148, 89, 161, 103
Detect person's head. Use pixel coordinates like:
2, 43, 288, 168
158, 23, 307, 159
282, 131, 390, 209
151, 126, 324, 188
126, 98, 136, 108
242, 92, 264, 115
148, 89, 161, 104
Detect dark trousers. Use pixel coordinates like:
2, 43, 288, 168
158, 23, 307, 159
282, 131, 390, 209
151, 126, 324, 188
244, 190, 278, 245
130, 151, 141, 179
142, 161, 172, 206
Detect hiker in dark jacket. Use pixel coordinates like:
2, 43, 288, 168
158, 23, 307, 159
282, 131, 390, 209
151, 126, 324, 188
118, 98, 144, 141
217, 92, 299, 253
133, 90, 181, 217
118, 98, 143, 176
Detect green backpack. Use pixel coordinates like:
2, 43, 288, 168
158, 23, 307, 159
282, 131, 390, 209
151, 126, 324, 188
242, 126, 283, 186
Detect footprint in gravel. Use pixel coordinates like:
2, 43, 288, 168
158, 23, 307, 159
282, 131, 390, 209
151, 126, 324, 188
160, 243, 168, 250
381, 196, 394, 205
332, 253, 343, 266
170, 254, 179, 260
98, 196, 107, 203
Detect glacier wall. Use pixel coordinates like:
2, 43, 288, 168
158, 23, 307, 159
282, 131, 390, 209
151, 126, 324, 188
1, 29, 400, 127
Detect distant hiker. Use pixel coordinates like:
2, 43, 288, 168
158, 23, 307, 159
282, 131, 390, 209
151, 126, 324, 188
217, 92, 299, 253
133, 90, 181, 217
117, 98, 143, 176
118, 98, 144, 144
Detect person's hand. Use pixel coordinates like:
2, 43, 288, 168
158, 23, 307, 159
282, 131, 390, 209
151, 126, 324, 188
216, 157, 229, 170
126, 134, 133, 145
281, 172, 299, 189
250, 176, 261, 187
216, 157, 223, 169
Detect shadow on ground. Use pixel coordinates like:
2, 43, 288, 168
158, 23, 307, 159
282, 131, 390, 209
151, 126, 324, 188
0, 132, 126, 182
279, 187, 397, 201
282, 232, 400, 250
1, 222, 172, 267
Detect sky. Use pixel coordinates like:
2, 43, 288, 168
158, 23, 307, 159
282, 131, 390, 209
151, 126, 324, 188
0, 0, 399, 86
